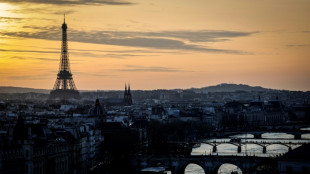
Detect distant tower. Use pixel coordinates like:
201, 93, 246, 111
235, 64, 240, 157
128, 84, 132, 105
123, 83, 132, 105
13, 115, 27, 142
88, 98, 105, 116
50, 15, 80, 100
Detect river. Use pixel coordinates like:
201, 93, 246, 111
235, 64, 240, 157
184, 132, 310, 174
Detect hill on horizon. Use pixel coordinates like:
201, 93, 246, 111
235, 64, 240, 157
0, 86, 50, 94
191, 83, 275, 93
0, 83, 279, 94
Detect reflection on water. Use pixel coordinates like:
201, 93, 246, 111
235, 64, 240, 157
218, 164, 242, 174
184, 163, 242, 174
302, 133, 310, 139
230, 133, 254, 139
191, 143, 213, 156
185, 164, 205, 174
267, 144, 289, 154
262, 133, 294, 139
300, 127, 310, 131
301, 127, 310, 139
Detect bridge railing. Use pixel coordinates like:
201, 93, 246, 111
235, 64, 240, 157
204, 139, 310, 145
191, 151, 286, 157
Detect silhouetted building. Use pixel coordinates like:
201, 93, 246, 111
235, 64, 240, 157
88, 98, 105, 116
1, 115, 104, 174
13, 115, 28, 143
123, 84, 132, 106
50, 15, 80, 100
278, 144, 310, 174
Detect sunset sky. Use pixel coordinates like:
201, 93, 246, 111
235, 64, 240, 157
0, 0, 309, 91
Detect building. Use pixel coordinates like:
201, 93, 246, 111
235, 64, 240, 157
0, 115, 104, 174
124, 84, 133, 106
278, 144, 310, 174
49, 16, 80, 100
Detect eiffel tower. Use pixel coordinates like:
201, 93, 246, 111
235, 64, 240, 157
49, 15, 80, 100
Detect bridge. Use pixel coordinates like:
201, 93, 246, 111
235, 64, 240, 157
203, 139, 310, 154
133, 155, 275, 174
210, 130, 310, 139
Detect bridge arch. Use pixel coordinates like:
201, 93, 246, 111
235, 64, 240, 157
241, 143, 264, 153
201, 143, 240, 154
184, 163, 205, 174
216, 143, 239, 153
191, 143, 214, 155
242, 142, 265, 148
176, 162, 206, 174
265, 143, 291, 153
213, 163, 242, 174
301, 133, 310, 139
217, 143, 240, 147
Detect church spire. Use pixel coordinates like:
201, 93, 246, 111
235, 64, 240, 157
125, 83, 128, 94
123, 83, 132, 106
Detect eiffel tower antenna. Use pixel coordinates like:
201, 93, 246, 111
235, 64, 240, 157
49, 16, 80, 100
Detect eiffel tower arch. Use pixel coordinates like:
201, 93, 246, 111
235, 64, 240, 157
49, 16, 80, 100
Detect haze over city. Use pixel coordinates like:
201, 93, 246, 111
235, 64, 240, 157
0, 0, 310, 91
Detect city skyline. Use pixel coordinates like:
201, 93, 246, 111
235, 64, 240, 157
0, 0, 310, 91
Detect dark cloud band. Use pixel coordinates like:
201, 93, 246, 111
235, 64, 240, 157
118, 65, 181, 72
1, 0, 133, 5
0, 25, 255, 54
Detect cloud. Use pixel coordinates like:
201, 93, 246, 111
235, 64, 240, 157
8, 75, 51, 80
0, 17, 24, 22
0, 17, 54, 24
0, 47, 153, 59
71, 52, 150, 58
1, 27, 255, 54
3, 0, 133, 5
8, 56, 58, 61
71, 48, 179, 54
286, 44, 308, 48
104, 53, 150, 58
133, 30, 257, 43
75, 71, 117, 77
0, 48, 59, 54
52, 10, 76, 15
118, 65, 182, 72
6, 5, 72, 16
0, 17, 28, 26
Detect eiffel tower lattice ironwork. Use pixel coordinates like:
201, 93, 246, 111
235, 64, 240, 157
49, 15, 80, 100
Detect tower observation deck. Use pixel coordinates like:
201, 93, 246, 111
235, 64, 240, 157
49, 16, 80, 100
